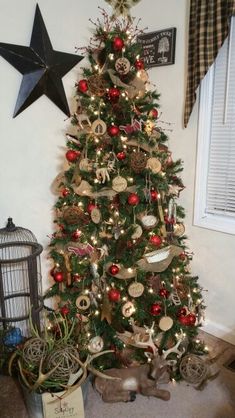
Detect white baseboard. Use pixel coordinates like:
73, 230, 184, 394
202, 319, 235, 346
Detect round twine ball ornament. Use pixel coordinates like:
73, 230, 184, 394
46, 345, 80, 383
130, 151, 147, 173
87, 74, 108, 96
179, 354, 208, 384
63, 206, 84, 225
22, 338, 48, 366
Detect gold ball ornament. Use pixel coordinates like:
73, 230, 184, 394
112, 176, 128, 192
122, 301, 135, 317
159, 316, 173, 331
91, 119, 107, 136
128, 282, 144, 298
130, 151, 147, 173
115, 57, 131, 75
88, 336, 104, 353
76, 295, 91, 311
146, 157, 162, 173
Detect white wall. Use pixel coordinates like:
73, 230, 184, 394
0, 0, 234, 344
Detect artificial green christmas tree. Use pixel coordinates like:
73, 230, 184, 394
45, 2, 207, 388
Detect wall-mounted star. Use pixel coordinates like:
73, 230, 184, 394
0, 4, 84, 117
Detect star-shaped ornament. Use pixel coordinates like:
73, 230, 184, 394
104, 0, 142, 18
0, 4, 83, 117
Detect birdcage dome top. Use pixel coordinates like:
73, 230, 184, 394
0, 218, 38, 244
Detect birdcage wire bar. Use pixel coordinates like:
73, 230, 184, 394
0, 218, 43, 336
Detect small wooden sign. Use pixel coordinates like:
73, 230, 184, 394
138, 27, 176, 68
42, 387, 84, 418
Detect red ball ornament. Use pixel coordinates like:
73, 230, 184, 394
77, 79, 88, 93
159, 288, 170, 298
149, 235, 162, 247
116, 151, 126, 161
187, 313, 196, 325
72, 230, 81, 240
108, 264, 120, 275
178, 315, 190, 326
113, 36, 124, 51
60, 306, 70, 316
54, 271, 64, 283
179, 252, 187, 261
66, 150, 80, 163
108, 288, 121, 302
87, 202, 97, 213
150, 303, 162, 316
177, 307, 187, 317
108, 125, 120, 137
128, 193, 140, 206
61, 188, 70, 197
135, 59, 145, 70
108, 87, 120, 102
150, 189, 158, 201
149, 108, 159, 119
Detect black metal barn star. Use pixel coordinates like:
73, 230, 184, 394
0, 4, 83, 117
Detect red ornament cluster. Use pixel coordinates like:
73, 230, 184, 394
113, 36, 124, 51
150, 303, 162, 316
77, 79, 88, 93
150, 189, 158, 201
134, 59, 145, 70
116, 151, 126, 161
149, 235, 162, 247
108, 288, 121, 302
128, 193, 140, 206
109, 264, 120, 275
178, 313, 196, 326
108, 125, 120, 137
66, 150, 80, 163
108, 87, 120, 102
53, 271, 64, 283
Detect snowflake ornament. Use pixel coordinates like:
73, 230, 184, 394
104, 0, 142, 18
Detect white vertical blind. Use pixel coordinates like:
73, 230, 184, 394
206, 17, 235, 217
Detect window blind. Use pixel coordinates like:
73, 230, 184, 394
206, 17, 235, 217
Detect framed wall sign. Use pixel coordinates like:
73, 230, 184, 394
138, 27, 176, 68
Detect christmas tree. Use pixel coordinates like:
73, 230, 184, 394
45, 2, 207, 386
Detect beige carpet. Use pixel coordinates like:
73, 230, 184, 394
85, 331, 235, 418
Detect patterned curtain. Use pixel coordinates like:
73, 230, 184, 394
184, 0, 235, 127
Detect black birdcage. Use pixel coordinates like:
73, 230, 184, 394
0, 218, 43, 337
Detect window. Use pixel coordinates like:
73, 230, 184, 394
194, 17, 235, 235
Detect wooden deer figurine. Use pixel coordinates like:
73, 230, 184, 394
93, 353, 171, 403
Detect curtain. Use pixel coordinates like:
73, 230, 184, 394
184, 0, 235, 127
